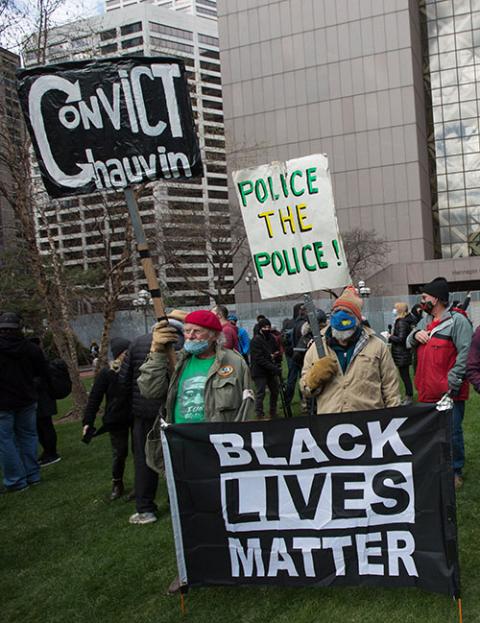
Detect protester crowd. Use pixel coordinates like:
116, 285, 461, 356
1, 276, 479, 541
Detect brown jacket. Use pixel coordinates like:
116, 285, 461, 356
300, 327, 401, 414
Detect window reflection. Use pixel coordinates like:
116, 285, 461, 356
427, 3, 480, 260
451, 243, 468, 258
448, 190, 466, 207
460, 101, 477, 118
447, 173, 464, 190
437, 2, 454, 20
446, 156, 463, 172
440, 52, 457, 69
442, 103, 460, 120
456, 49, 474, 67
448, 209, 467, 225
466, 189, 480, 206
464, 153, 480, 170
465, 171, 480, 188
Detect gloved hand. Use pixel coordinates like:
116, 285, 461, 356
305, 356, 338, 392
150, 320, 179, 352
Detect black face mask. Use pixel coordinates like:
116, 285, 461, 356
420, 300, 434, 314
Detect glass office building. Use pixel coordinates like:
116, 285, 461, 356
218, 0, 480, 297
426, 0, 480, 259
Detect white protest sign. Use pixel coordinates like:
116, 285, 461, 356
233, 154, 351, 299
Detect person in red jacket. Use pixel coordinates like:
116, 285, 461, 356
212, 304, 239, 351
407, 277, 472, 489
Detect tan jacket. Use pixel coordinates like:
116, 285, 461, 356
300, 328, 401, 414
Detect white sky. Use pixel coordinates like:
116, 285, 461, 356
1, 0, 105, 52
51, 0, 105, 24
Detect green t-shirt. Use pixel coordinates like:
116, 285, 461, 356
173, 355, 215, 424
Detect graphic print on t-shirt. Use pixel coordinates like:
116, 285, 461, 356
178, 375, 206, 423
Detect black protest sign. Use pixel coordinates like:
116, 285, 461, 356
163, 404, 460, 596
16, 56, 202, 198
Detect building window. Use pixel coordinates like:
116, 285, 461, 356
149, 22, 193, 40
120, 22, 142, 36
100, 28, 117, 41
198, 33, 218, 46
200, 60, 220, 72
101, 43, 118, 55
122, 37, 143, 49
150, 36, 193, 54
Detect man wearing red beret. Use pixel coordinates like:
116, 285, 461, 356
138, 310, 254, 424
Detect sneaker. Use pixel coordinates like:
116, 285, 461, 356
110, 480, 124, 501
129, 512, 157, 525
39, 455, 62, 467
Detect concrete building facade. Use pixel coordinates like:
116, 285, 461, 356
217, 0, 480, 300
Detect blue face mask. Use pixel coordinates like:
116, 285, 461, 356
330, 310, 357, 331
184, 340, 210, 355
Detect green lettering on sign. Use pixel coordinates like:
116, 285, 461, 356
255, 178, 268, 203
238, 180, 253, 207
253, 252, 270, 278
271, 251, 285, 276
306, 167, 319, 194
290, 170, 304, 197
313, 241, 328, 269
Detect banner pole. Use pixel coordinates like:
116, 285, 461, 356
124, 186, 176, 369
303, 292, 325, 358
457, 598, 463, 623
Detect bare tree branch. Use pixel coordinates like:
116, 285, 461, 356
342, 227, 391, 282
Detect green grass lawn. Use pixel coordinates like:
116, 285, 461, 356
1, 386, 479, 623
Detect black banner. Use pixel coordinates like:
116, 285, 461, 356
16, 56, 202, 198
163, 404, 460, 596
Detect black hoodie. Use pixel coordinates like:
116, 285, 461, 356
0, 334, 51, 409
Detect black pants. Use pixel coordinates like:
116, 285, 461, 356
110, 428, 130, 481
253, 374, 279, 418
133, 417, 158, 514
37, 416, 57, 458
398, 365, 413, 397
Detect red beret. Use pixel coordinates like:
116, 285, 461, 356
184, 310, 222, 332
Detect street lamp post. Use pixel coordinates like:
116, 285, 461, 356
358, 280, 371, 320
133, 288, 153, 333
245, 270, 257, 304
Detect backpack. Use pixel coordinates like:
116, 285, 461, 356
48, 358, 72, 400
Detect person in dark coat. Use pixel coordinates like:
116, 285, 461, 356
283, 303, 307, 405
466, 325, 480, 395
30, 337, 68, 467
118, 316, 184, 525
250, 318, 281, 419
388, 302, 415, 405
0, 312, 51, 492
82, 337, 131, 500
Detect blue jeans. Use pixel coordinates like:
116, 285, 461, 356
0, 403, 40, 489
452, 401, 465, 476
